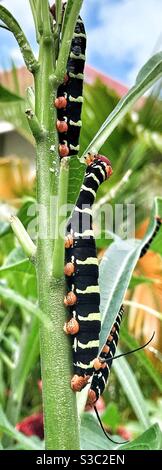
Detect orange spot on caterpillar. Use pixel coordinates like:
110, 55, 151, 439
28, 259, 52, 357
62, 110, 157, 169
64, 291, 77, 306
87, 389, 97, 406
64, 318, 79, 335
111, 326, 116, 333
71, 374, 90, 392
102, 344, 110, 354
59, 144, 69, 157
56, 120, 68, 133
64, 262, 75, 276
54, 96, 67, 109
64, 74, 69, 84
108, 334, 113, 342
94, 358, 107, 371
65, 235, 73, 249
85, 153, 95, 166
106, 165, 113, 178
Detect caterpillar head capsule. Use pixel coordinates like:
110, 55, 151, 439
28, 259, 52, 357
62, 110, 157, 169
85, 153, 113, 179
64, 291, 77, 306
87, 389, 97, 406
71, 374, 90, 392
64, 318, 79, 335
64, 262, 75, 276
65, 234, 73, 249
57, 120, 68, 133
54, 96, 67, 109
59, 144, 69, 158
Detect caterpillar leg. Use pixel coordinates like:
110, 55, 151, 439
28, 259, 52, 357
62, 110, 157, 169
64, 318, 79, 335
71, 374, 90, 392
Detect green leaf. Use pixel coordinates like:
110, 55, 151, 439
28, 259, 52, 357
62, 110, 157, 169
113, 350, 150, 428
0, 100, 33, 143
0, 198, 36, 239
0, 84, 22, 102
81, 52, 162, 159
67, 156, 85, 205
129, 274, 154, 288
0, 285, 50, 327
0, 405, 43, 450
80, 413, 123, 450
120, 326, 162, 393
99, 197, 162, 351
118, 423, 162, 450
0, 256, 35, 279
102, 403, 120, 433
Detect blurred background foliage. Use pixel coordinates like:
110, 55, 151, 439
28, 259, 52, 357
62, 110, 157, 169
0, 65, 162, 449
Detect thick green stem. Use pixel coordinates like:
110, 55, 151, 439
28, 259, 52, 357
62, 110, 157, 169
0, 5, 38, 73
35, 15, 80, 448
54, 0, 84, 84
53, 158, 69, 278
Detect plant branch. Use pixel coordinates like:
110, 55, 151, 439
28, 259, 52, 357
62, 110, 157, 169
54, 0, 84, 84
9, 215, 37, 259
0, 5, 38, 73
37, 0, 43, 36
41, 0, 53, 42
53, 158, 69, 278
29, 0, 40, 43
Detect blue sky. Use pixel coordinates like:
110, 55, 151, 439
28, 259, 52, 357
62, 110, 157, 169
1, 0, 162, 85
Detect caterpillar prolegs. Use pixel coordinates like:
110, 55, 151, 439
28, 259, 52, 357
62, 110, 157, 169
64, 154, 113, 392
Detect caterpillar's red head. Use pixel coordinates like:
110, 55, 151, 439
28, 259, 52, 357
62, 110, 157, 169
85, 153, 113, 179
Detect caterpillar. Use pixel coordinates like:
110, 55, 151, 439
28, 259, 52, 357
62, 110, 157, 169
87, 217, 162, 406
51, 2, 86, 158
64, 154, 113, 392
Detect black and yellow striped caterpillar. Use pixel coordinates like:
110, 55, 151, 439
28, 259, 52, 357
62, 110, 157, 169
87, 216, 162, 406
51, 2, 86, 158
64, 154, 113, 392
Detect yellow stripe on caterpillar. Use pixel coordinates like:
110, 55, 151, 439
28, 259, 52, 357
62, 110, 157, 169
76, 285, 100, 294
78, 339, 99, 349
76, 257, 98, 265
74, 229, 94, 237
81, 185, 96, 197
78, 312, 100, 321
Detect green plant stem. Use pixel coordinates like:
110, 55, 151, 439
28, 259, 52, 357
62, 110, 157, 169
42, 0, 53, 41
54, 0, 84, 84
29, 0, 40, 43
34, 20, 80, 449
53, 158, 69, 278
0, 5, 38, 73
37, 0, 43, 36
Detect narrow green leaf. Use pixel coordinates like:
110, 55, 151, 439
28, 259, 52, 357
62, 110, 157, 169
0, 405, 43, 450
118, 423, 162, 450
80, 413, 123, 450
113, 351, 150, 428
99, 197, 162, 350
0, 285, 51, 327
81, 52, 162, 159
120, 326, 162, 393
129, 274, 154, 288
0, 84, 22, 102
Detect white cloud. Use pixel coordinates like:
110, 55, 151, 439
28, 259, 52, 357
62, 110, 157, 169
84, 0, 162, 84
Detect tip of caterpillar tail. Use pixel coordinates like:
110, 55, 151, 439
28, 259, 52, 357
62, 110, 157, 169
71, 374, 90, 392
64, 318, 79, 335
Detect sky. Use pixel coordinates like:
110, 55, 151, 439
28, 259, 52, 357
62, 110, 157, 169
1, 0, 162, 86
